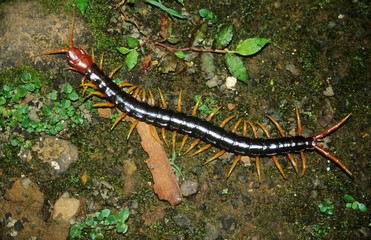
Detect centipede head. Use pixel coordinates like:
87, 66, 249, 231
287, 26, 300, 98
25, 15, 93, 74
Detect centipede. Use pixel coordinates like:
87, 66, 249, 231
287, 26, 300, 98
28, 17, 352, 181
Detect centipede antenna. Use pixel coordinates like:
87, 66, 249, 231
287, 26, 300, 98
314, 114, 352, 140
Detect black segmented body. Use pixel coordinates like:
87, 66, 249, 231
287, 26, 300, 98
85, 63, 316, 157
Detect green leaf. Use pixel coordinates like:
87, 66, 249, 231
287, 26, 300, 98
116, 223, 128, 234
199, 9, 208, 18
346, 203, 352, 208
126, 37, 139, 49
175, 51, 185, 59
16, 86, 28, 98
167, 37, 180, 44
68, 92, 79, 101
146, 0, 188, 19
55, 123, 65, 132
10, 139, 18, 146
63, 83, 73, 94
214, 25, 233, 49
61, 99, 71, 109
191, 23, 208, 47
43, 106, 52, 117
352, 201, 359, 210
76, 0, 89, 15
117, 47, 131, 55
126, 50, 138, 71
105, 215, 115, 225
235, 38, 270, 56
118, 208, 129, 222
21, 118, 29, 128
48, 91, 58, 100
33, 78, 42, 89
101, 209, 111, 218
0, 96, 6, 106
343, 194, 356, 203
25, 83, 36, 92
225, 53, 248, 82
358, 203, 367, 212
69, 224, 82, 237
21, 72, 31, 83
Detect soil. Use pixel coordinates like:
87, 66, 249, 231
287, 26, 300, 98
0, 0, 370, 239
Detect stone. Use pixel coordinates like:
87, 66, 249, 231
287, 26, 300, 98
52, 197, 80, 222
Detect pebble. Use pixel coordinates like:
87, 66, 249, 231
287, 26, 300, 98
323, 85, 334, 96
180, 179, 198, 197
203, 222, 220, 240
14, 220, 24, 231
237, 174, 247, 183
173, 214, 192, 231
31, 136, 79, 174
52, 197, 80, 222
221, 217, 236, 233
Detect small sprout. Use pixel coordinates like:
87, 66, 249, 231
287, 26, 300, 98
199, 9, 218, 23
70, 207, 129, 239
318, 198, 334, 215
344, 194, 367, 213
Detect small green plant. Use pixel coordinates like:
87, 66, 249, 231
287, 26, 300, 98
199, 9, 218, 23
69, 208, 129, 239
343, 194, 367, 213
318, 198, 334, 215
169, 151, 183, 179
308, 224, 331, 238
0, 72, 87, 143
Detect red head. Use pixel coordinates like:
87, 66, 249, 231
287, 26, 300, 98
66, 47, 93, 73
26, 16, 93, 74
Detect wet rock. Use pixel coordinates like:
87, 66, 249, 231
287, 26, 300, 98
52, 197, 80, 222
285, 63, 301, 76
30, 136, 78, 174
204, 222, 220, 240
221, 217, 236, 233
173, 214, 192, 231
180, 179, 198, 197
231, 195, 239, 209
241, 193, 252, 205
237, 174, 247, 183
323, 85, 334, 96
14, 220, 24, 231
